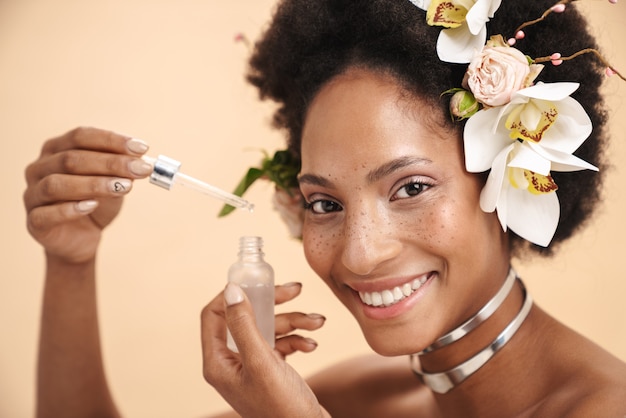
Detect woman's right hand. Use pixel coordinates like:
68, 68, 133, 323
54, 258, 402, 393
201, 282, 330, 418
23, 127, 152, 264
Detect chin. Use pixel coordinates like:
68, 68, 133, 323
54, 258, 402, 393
366, 341, 417, 357
360, 326, 426, 357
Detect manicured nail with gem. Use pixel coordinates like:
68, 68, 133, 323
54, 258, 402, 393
111, 179, 132, 193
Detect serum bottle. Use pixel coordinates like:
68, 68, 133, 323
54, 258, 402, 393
226, 236, 275, 352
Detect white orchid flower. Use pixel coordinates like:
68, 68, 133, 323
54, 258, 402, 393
463, 82, 597, 246
408, 0, 502, 63
477, 142, 560, 246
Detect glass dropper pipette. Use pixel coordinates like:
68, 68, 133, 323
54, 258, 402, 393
142, 155, 254, 212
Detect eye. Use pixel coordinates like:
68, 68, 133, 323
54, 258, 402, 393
392, 179, 432, 201
304, 199, 343, 214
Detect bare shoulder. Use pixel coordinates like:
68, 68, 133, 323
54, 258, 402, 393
534, 332, 626, 418
538, 373, 626, 418
564, 388, 626, 418
306, 353, 440, 418
564, 359, 626, 417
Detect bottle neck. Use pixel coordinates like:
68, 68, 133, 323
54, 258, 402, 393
238, 236, 264, 261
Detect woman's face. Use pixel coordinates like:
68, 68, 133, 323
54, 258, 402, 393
299, 68, 510, 356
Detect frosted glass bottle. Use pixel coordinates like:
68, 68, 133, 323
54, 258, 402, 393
226, 236, 275, 352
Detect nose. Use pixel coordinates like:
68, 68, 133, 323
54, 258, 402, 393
340, 203, 402, 276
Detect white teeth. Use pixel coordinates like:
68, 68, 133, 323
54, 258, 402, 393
358, 291, 372, 305
359, 276, 429, 307
371, 292, 383, 307
381, 290, 395, 305
402, 283, 412, 297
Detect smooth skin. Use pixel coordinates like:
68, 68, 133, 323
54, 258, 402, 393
26, 67, 626, 417
24, 127, 153, 418
24, 127, 325, 418
202, 68, 626, 417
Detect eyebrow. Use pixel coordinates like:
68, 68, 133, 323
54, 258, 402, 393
297, 173, 333, 188
367, 156, 432, 183
298, 156, 432, 187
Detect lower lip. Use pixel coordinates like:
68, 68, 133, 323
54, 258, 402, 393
355, 273, 434, 320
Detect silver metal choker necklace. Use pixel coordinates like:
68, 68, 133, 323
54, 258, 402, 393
411, 278, 533, 394
420, 268, 517, 354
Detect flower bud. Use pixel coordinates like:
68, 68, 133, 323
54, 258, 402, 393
449, 90, 480, 120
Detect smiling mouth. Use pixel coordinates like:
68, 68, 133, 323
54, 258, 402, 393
358, 275, 429, 308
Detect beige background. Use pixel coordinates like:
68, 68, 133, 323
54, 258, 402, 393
1, 1, 625, 417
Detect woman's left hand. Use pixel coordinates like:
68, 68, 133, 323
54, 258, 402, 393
201, 282, 330, 418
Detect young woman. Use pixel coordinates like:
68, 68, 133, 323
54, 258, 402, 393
24, 0, 626, 417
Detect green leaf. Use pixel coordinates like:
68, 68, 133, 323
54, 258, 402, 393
263, 150, 300, 191
217, 149, 301, 218
218, 167, 265, 217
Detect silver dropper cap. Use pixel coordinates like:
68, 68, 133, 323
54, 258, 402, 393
149, 155, 182, 190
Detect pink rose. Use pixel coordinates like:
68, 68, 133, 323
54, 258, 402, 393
464, 37, 542, 107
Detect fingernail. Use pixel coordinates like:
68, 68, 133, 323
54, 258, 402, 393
129, 159, 153, 176
282, 282, 302, 288
111, 179, 132, 193
224, 283, 244, 306
307, 313, 326, 321
76, 200, 98, 212
304, 337, 318, 347
127, 138, 149, 154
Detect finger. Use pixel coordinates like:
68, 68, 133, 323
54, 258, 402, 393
275, 312, 326, 336
274, 335, 318, 359
26, 200, 99, 235
40, 127, 148, 157
200, 291, 242, 388
24, 174, 132, 211
274, 282, 303, 305
200, 286, 261, 364
25, 150, 153, 185
223, 283, 274, 366
200, 292, 227, 349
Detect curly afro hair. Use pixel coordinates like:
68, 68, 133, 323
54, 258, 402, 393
247, 0, 608, 257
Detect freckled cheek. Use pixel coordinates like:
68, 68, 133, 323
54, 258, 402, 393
430, 209, 459, 248
427, 203, 494, 250
392, 204, 472, 250
302, 226, 341, 280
